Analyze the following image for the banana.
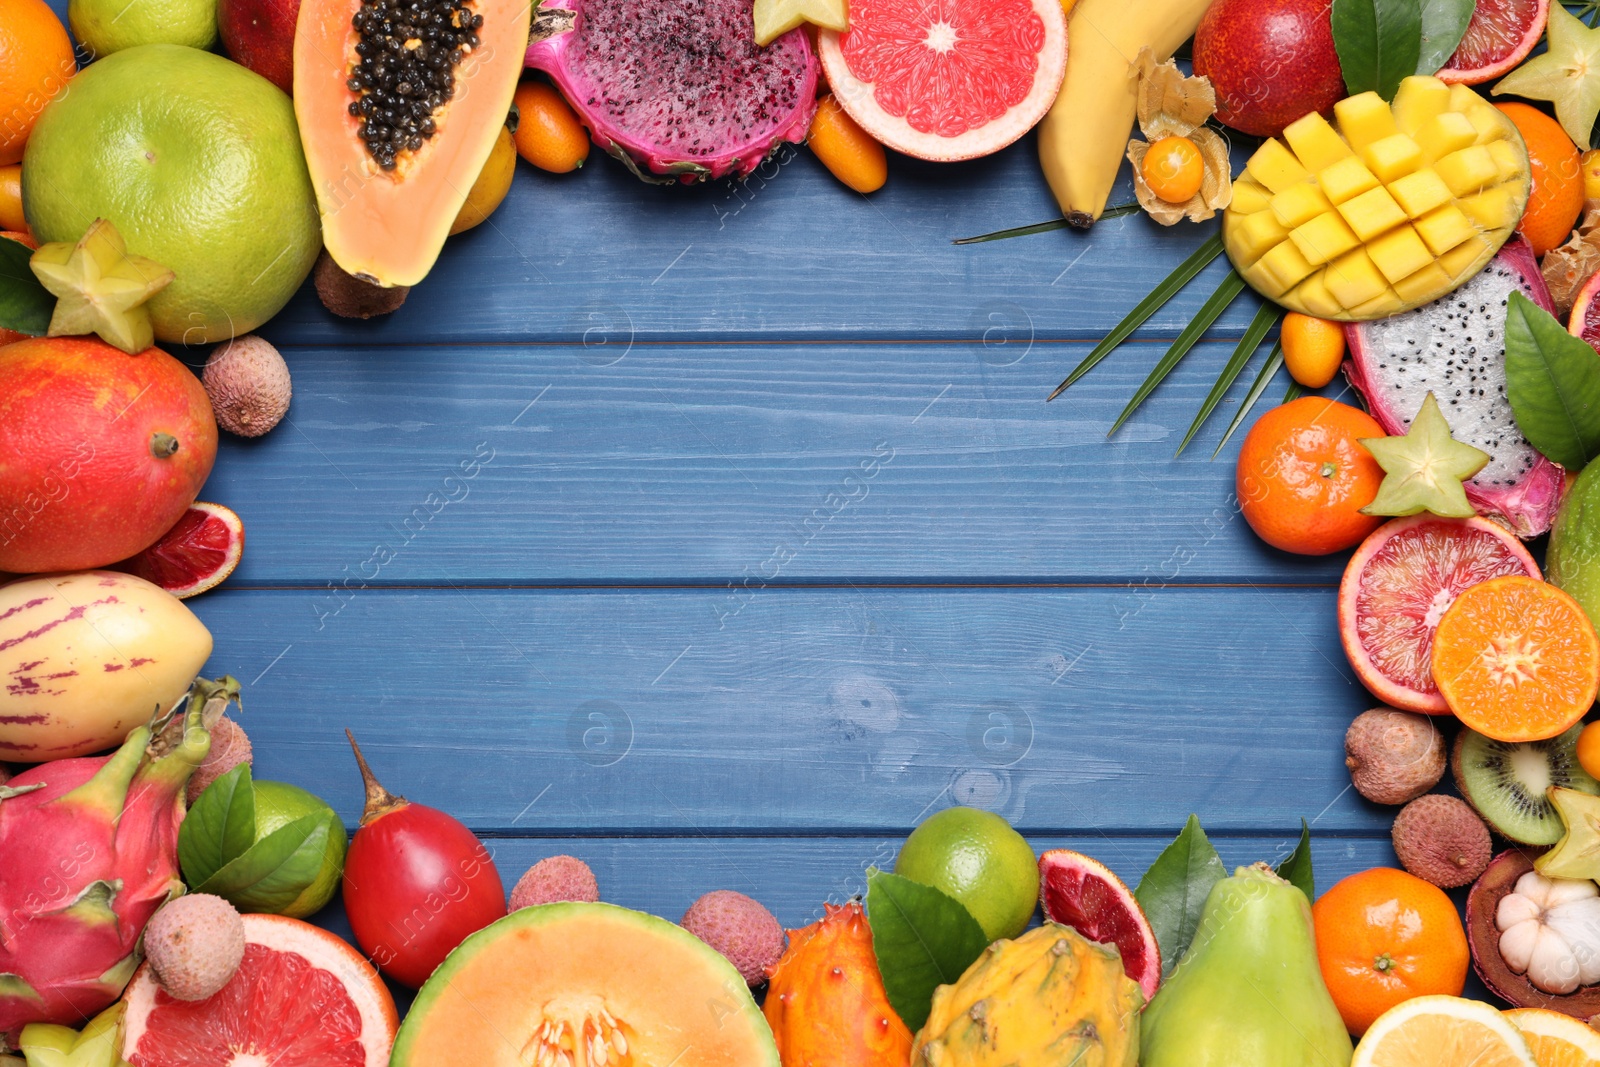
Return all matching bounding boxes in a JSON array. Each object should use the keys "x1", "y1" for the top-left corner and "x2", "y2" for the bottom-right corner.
[{"x1": 1039, "y1": 0, "x2": 1216, "y2": 227}]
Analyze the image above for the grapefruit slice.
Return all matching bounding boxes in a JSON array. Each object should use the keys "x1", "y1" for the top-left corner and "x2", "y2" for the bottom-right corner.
[
  {"x1": 1339, "y1": 515, "x2": 1540, "y2": 714},
  {"x1": 817, "y1": 0, "x2": 1067, "y2": 161},
  {"x1": 1437, "y1": 0, "x2": 1548, "y2": 84},
  {"x1": 1570, "y1": 270, "x2": 1600, "y2": 353},
  {"x1": 122, "y1": 914, "x2": 397, "y2": 1067},
  {"x1": 1037, "y1": 849, "x2": 1161, "y2": 1001},
  {"x1": 112, "y1": 502, "x2": 243, "y2": 599}
]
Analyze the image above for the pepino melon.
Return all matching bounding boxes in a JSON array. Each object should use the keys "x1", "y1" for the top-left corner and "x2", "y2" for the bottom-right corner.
[{"x1": 390, "y1": 901, "x2": 780, "y2": 1067}]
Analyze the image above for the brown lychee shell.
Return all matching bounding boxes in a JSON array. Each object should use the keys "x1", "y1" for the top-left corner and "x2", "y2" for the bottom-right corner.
[
  {"x1": 314, "y1": 250, "x2": 409, "y2": 319},
  {"x1": 1467, "y1": 848, "x2": 1600, "y2": 1016},
  {"x1": 186, "y1": 716, "x2": 253, "y2": 805},
  {"x1": 203, "y1": 336, "x2": 291, "y2": 438},
  {"x1": 1345, "y1": 707, "x2": 1447, "y2": 805},
  {"x1": 1393, "y1": 794, "x2": 1492, "y2": 888}
]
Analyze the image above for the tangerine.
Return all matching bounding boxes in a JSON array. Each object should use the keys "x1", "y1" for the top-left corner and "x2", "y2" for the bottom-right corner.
[
  {"x1": 1141, "y1": 135, "x2": 1204, "y2": 203},
  {"x1": 809, "y1": 94, "x2": 887, "y2": 194},
  {"x1": 1312, "y1": 867, "x2": 1469, "y2": 1037},
  {"x1": 1236, "y1": 396, "x2": 1386, "y2": 555},
  {"x1": 0, "y1": 164, "x2": 23, "y2": 233},
  {"x1": 1432, "y1": 575, "x2": 1600, "y2": 742},
  {"x1": 1579, "y1": 722, "x2": 1600, "y2": 781},
  {"x1": 1281, "y1": 312, "x2": 1347, "y2": 388},
  {"x1": 511, "y1": 81, "x2": 589, "y2": 174},
  {"x1": 1496, "y1": 103, "x2": 1585, "y2": 257},
  {"x1": 0, "y1": 0, "x2": 74, "y2": 166}
]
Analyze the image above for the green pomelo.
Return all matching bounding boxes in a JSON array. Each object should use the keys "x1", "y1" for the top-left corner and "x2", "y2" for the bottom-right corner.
[
  {"x1": 22, "y1": 45, "x2": 318, "y2": 344},
  {"x1": 69, "y1": 0, "x2": 217, "y2": 59},
  {"x1": 251, "y1": 780, "x2": 347, "y2": 919},
  {"x1": 392, "y1": 902, "x2": 780, "y2": 1067},
  {"x1": 1550, "y1": 463, "x2": 1600, "y2": 634}
]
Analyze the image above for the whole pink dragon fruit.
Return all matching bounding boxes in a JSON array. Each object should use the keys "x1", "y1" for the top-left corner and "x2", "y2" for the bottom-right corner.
[
  {"x1": 0, "y1": 678, "x2": 229, "y2": 1049},
  {"x1": 1345, "y1": 237, "x2": 1567, "y2": 538},
  {"x1": 526, "y1": 0, "x2": 819, "y2": 184}
]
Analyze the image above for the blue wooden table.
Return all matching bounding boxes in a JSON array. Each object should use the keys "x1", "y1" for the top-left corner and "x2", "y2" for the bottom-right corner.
[{"x1": 94, "y1": 71, "x2": 1407, "y2": 1003}]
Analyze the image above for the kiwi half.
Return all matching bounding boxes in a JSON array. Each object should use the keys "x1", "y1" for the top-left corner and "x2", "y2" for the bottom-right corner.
[{"x1": 1453, "y1": 723, "x2": 1600, "y2": 844}]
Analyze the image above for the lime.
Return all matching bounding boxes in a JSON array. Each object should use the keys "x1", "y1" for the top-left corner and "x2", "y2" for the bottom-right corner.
[
  {"x1": 69, "y1": 0, "x2": 217, "y2": 58},
  {"x1": 894, "y1": 807, "x2": 1039, "y2": 942},
  {"x1": 252, "y1": 780, "x2": 347, "y2": 919},
  {"x1": 22, "y1": 45, "x2": 319, "y2": 344}
]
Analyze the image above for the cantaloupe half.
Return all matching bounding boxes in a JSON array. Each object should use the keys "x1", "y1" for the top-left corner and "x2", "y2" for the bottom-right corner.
[
  {"x1": 293, "y1": 0, "x2": 529, "y2": 288},
  {"x1": 390, "y1": 902, "x2": 781, "y2": 1067}
]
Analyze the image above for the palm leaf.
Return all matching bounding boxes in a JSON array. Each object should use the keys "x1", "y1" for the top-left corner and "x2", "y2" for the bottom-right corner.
[
  {"x1": 953, "y1": 204, "x2": 1140, "y2": 244},
  {"x1": 1213, "y1": 341, "x2": 1286, "y2": 457},
  {"x1": 1284, "y1": 380, "x2": 1304, "y2": 402},
  {"x1": 1176, "y1": 302, "x2": 1281, "y2": 455},
  {"x1": 1108, "y1": 270, "x2": 1248, "y2": 436}
]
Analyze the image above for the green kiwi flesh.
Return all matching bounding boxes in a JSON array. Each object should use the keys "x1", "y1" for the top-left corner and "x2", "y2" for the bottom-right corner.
[{"x1": 1453, "y1": 724, "x2": 1600, "y2": 844}]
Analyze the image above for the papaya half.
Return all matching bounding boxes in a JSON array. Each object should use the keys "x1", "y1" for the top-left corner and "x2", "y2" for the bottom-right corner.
[{"x1": 293, "y1": 0, "x2": 529, "y2": 288}]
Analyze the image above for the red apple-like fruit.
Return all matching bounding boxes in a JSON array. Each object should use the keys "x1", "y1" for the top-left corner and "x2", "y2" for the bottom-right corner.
[
  {"x1": 1193, "y1": 0, "x2": 1345, "y2": 137},
  {"x1": 219, "y1": 0, "x2": 300, "y2": 95}
]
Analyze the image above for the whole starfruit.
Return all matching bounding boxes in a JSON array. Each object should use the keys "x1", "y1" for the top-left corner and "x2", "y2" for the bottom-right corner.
[
  {"x1": 912, "y1": 923, "x2": 1142, "y2": 1066},
  {"x1": 1140, "y1": 863, "x2": 1353, "y2": 1067},
  {"x1": 764, "y1": 902, "x2": 912, "y2": 1067}
]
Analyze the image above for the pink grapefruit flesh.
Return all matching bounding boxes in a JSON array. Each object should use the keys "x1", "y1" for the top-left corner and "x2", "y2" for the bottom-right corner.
[
  {"x1": 1437, "y1": 0, "x2": 1547, "y2": 83},
  {"x1": 1570, "y1": 270, "x2": 1600, "y2": 352},
  {"x1": 112, "y1": 502, "x2": 244, "y2": 599},
  {"x1": 1038, "y1": 848, "x2": 1161, "y2": 1001},
  {"x1": 1338, "y1": 514, "x2": 1540, "y2": 714},
  {"x1": 817, "y1": 0, "x2": 1066, "y2": 162},
  {"x1": 122, "y1": 914, "x2": 397, "y2": 1067}
]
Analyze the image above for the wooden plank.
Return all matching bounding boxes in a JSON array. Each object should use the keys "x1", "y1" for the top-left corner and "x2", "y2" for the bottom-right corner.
[
  {"x1": 207, "y1": 339, "x2": 1336, "y2": 584},
  {"x1": 196, "y1": 585, "x2": 1378, "y2": 834}
]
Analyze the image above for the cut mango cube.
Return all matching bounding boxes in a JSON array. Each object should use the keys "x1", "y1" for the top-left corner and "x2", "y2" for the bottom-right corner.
[
  {"x1": 1387, "y1": 169, "x2": 1454, "y2": 219},
  {"x1": 1325, "y1": 248, "x2": 1390, "y2": 308},
  {"x1": 1257, "y1": 240, "x2": 1318, "y2": 293},
  {"x1": 1439, "y1": 233, "x2": 1494, "y2": 279},
  {"x1": 1338, "y1": 186, "x2": 1409, "y2": 242},
  {"x1": 1488, "y1": 139, "x2": 1527, "y2": 182},
  {"x1": 1435, "y1": 145, "x2": 1499, "y2": 196},
  {"x1": 1233, "y1": 210, "x2": 1291, "y2": 264},
  {"x1": 1459, "y1": 184, "x2": 1522, "y2": 229},
  {"x1": 1414, "y1": 203, "x2": 1476, "y2": 255},
  {"x1": 1450, "y1": 84, "x2": 1509, "y2": 143},
  {"x1": 1393, "y1": 262, "x2": 1454, "y2": 304},
  {"x1": 1392, "y1": 76, "x2": 1452, "y2": 134},
  {"x1": 1368, "y1": 224, "x2": 1434, "y2": 283},
  {"x1": 1290, "y1": 273, "x2": 1345, "y2": 318},
  {"x1": 1284, "y1": 112, "x2": 1353, "y2": 171},
  {"x1": 1415, "y1": 112, "x2": 1479, "y2": 162},
  {"x1": 1230, "y1": 179, "x2": 1272, "y2": 215},
  {"x1": 1247, "y1": 138, "x2": 1311, "y2": 193},
  {"x1": 1336, "y1": 92, "x2": 1399, "y2": 150},
  {"x1": 1319, "y1": 157, "x2": 1382, "y2": 204},
  {"x1": 1290, "y1": 211, "x2": 1362, "y2": 265},
  {"x1": 1363, "y1": 134, "x2": 1424, "y2": 183},
  {"x1": 1271, "y1": 183, "x2": 1336, "y2": 228}
]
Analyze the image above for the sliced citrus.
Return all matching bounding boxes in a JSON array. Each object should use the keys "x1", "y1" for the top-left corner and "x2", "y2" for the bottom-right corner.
[
  {"x1": 1037, "y1": 849, "x2": 1161, "y2": 1000},
  {"x1": 1438, "y1": 0, "x2": 1548, "y2": 84},
  {"x1": 1505, "y1": 1007, "x2": 1600, "y2": 1066},
  {"x1": 122, "y1": 914, "x2": 397, "y2": 1067},
  {"x1": 1340, "y1": 515, "x2": 1540, "y2": 713},
  {"x1": 112, "y1": 502, "x2": 244, "y2": 599},
  {"x1": 1353, "y1": 995, "x2": 1536, "y2": 1067},
  {"x1": 1570, "y1": 269, "x2": 1600, "y2": 354},
  {"x1": 1433, "y1": 576, "x2": 1600, "y2": 741}
]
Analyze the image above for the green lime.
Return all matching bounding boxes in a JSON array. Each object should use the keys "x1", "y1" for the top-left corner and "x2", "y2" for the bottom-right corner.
[
  {"x1": 22, "y1": 45, "x2": 319, "y2": 344},
  {"x1": 252, "y1": 780, "x2": 347, "y2": 919},
  {"x1": 894, "y1": 806, "x2": 1039, "y2": 942},
  {"x1": 68, "y1": 0, "x2": 217, "y2": 58}
]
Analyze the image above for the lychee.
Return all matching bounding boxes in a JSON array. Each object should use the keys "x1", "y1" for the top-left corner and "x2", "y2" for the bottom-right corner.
[
  {"x1": 509, "y1": 855, "x2": 599, "y2": 910},
  {"x1": 1345, "y1": 707, "x2": 1446, "y2": 805},
  {"x1": 186, "y1": 716, "x2": 253, "y2": 805},
  {"x1": 1392, "y1": 793, "x2": 1492, "y2": 888},
  {"x1": 681, "y1": 890, "x2": 784, "y2": 986},
  {"x1": 144, "y1": 894, "x2": 246, "y2": 1001},
  {"x1": 202, "y1": 334, "x2": 291, "y2": 438}
]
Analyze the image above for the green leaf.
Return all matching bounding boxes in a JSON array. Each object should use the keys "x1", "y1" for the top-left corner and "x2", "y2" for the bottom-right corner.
[
  {"x1": 1048, "y1": 236, "x2": 1227, "y2": 401},
  {"x1": 1417, "y1": 0, "x2": 1475, "y2": 73},
  {"x1": 865, "y1": 868, "x2": 991, "y2": 1032},
  {"x1": 177, "y1": 764, "x2": 257, "y2": 889},
  {"x1": 1275, "y1": 820, "x2": 1315, "y2": 901},
  {"x1": 194, "y1": 811, "x2": 333, "y2": 913},
  {"x1": 1333, "y1": 0, "x2": 1425, "y2": 99},
  {"x1": 0, "y1": 235, "x2": 51, "y2": 338},
  {"x1": 1504, "y1": 291, "x2": 1600, "y2": 471},
  {"x1": 1109, "y1": 270, "x2": 1248, "y2": 436},
  {"x1": 1177, "y1": 302, "x2": 1281, "y2": 455},
  {"x1": 1214, "y1": 341, "x2": 1286, "y2": 457},
  {"x1": 1284, "y1": 380, "x2": 1305, "y2": 403},
  {"x1": 1135, "y1": 815, "x2": 1227, "y2": 977},
  {"x1": 953, "y1": 204, "x2": 1140, "y2": 244}
]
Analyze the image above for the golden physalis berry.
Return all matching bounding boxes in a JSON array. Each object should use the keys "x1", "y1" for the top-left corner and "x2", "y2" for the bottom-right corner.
[{"x1": 1142, "y1": 136, "x2": 1205, "y2": 203}]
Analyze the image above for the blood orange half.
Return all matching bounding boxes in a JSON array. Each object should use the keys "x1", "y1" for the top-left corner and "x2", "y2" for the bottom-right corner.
[
  {"x1": 1437, "y1": 0, "x2": 1547, "y2": 84},
  {"x1": 122, "y1": 914, "x2": 397, "y2": 1067},
  {"x1": 817, "y1": 0, "x2": 1067, "y2": 161},
  {"x1": 1038, "y1": 849, "x2": 1161, "y2": 1001},
  {"x1": 1570, "y1": 270, "x2": 1600, "y2": 353},
  {"x1": 1339, "y1": 515, "x2": 1540, "y2": 714},
  {"x1": 112, "y1": 502, "x2": 244, "y2": 599}
]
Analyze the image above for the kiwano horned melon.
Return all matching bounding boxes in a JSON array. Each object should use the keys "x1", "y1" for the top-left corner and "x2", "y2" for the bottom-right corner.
[
  {"x1": 1224, "y1": 76, "x2": 1531, "y2": 320},
  {"x1": 912, "y1": 923, "x2": 1142, "y2": 1067},
  {"x1": 294, "y1": 0, "x2": 531, "y2": 288},
  {"x1": 390, "y1": 901, "x2": 779, "y2": 1067}
]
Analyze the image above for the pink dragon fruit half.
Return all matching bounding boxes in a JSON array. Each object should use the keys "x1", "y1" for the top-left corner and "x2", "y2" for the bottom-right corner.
[
  {"x1": 525, "y1": 0, "x2": 819, "y2": 184},
  {"x1": 0, "y1": 679, "x2": 226, "y2": 1049},
  {"x1": 1345, "y1": 236, "x2": 1567, "y2": 538}
]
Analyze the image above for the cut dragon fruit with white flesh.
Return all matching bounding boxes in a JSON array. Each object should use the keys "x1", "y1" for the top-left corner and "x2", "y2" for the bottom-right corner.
[
  {"x1": 525, "y1": 0, "x2": 819, "y2": 184},
  {"x1": 1345, "y1": 236, "x2": 1566, "y2": 538}
]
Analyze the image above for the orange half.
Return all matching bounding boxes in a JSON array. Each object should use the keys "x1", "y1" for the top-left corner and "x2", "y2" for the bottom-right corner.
[
  {"x1": 1353, "y1": 995, "x2": 1535, "y2": 1067},
  {"x1": 1505, "y1": 1007, "x2": 1600, "y2": 1066},
  {"x1": 1432, "y1": 576, "x2": 1600, "y2": 742}
]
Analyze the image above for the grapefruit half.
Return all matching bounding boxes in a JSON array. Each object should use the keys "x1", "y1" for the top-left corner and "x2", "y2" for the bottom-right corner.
[
  {"x1": 122, "y1": 914, "x2": 397, "y2": 1067},
  {"x1": 1437, "y1": 0, "x2": 1547, "y2": 84},
  {"x1": 1570, "y1": 270, "x2": 1600, "y2": 354},
  {"x1": 113, "y1": 502, "x2": 244, "y2": 599},
  {"x1": 1038, "y1": 849, "x2": 1161, "y2": 1001},
  {"x1": 817, "y1": 0, "x2": 1067, "y2": 161},
  {"x1": 1339, "y1": 515, "x2": 1540, "y2": 714}
]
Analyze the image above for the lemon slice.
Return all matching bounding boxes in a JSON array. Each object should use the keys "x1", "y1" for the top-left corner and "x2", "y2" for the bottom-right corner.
[
  {"x1": 1354, "y1": 996, "x2": 1536, "y2": 1067},
  {"x1": 1506, "y1": 1008, "x2": 1600, "y2": 1067}
]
